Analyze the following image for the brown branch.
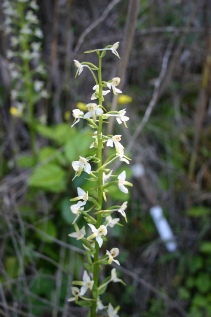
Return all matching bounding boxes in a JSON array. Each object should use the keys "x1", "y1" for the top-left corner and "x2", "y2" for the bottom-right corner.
[
  {"x1": 107, "y1": 0, "x2": 140, "y2": 136},
  {"x1": 126, "y1": 39, "x2": 174, "y2": 153},
  {"x1": 118, "y1": 265, "x2": 190, "y2": 317},
  {"x1": 73, "y1": 0, "x2": 121, "y2": 53},
  {"x1": 126, "y1": 0, "x2": 201, "y2": 153}
]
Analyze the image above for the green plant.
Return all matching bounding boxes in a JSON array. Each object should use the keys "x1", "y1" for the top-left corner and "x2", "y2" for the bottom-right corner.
[
  {"x1": 3, "y1": 0, "x2": 48, "y2": 162},
  {"x1": 67, "y1": 43, "x2": 132, "y2": 317}
]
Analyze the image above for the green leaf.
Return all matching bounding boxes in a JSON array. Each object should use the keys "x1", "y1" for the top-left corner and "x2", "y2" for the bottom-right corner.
[
  {"x1": 179, "y1": 287, "x2": 190, "y2": 300},
  {"x1": 30, "y1": 274, "x2": 54, "y2": 297},
  {"x1": 195, "y1": 274, "x2": 210, "y2": 293},
  {"x1": 76, "y1": 300, "x2": 91, "y2": 307},
  {"x1": 192, "y1": 294, "x2": 208, "y2": 307},
  {"x1": 186, "y1": 277, "x2": 195, "y2": 289},
  {"x1": 200, "y1": 242, "x2": 211, "y2": 254},
  {"x1": 98, "y1": 283, "x2": 108, "y2": 295},
  {"x1": 189, "y1": 256, "x2": 203, "y2": 273},
  {"x1": 61, "y1": 198, "x2": 75, "y2": 224},
  {"x1": 84, "y1": 263, "x2": 94, "y2": 273},
  {"x1": 36, "y1": 124, "x2": 56, "y2": 140},
  {"x1": 187, "y1": 206, "x2": 210, "y2": 218},
  {"x1": 17, "y1": 154, "x2": 35, "y2": 168},
  {"x1": 36, "y1": 221, "x2": 57, "y2": 243},
  {"x1": 36, "y1": 123, "x2": 76, "y2": 145},
  {"x1": 38, "y1": 146, "x2": 67, "y2": 166},
  {"x1": 64, "y1": 130, "x2": 91, "y2": 163},
  {"x1": 53, "y1": 124, "x2": 75, "y2": 145},
  {"x1": 4, "y1": 256, "x2": 19, "y2": 278},
  {"x1": 29, "y1": 163, "x2": 66, "y2": 192}
]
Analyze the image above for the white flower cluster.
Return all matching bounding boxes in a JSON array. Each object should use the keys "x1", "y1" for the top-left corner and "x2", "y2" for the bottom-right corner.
[
  {"x1": 68, "y1": 42, "x2": 132, "y2": 316},
  {"x1": 3, "y1": 0, "x2": 48, "y2": 115}
]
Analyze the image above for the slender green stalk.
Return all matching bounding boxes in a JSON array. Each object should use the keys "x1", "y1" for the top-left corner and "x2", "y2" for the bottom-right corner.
[{"x1": 90, "y1": 55, "x2": 103, "y2": 317}]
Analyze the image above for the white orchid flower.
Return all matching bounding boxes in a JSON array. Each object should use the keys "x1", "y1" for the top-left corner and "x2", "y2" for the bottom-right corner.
[
  {"x1": 118, "y1": 201, "x2": 128, "y2": 222},
  {"x1": 107, "y1": 303, "x2": 120, "y2": 317},
  {"x1": 73, "y1": 60, "x2": 90, "y2": 77},
  {"x1": 118, "y1": 171, "x2": 129, "y2": 194},
  {"x1": 68, "y1": 226, "x2": 86, "y2": 240},
  {"x1": 92, "y1": 42, "x2": 120, "y2": 58},
  {"x1": 77, "y1": 187, "x2": 88, "y2": 202},
  {"x1": 110, "y1": 268, "x2": 124, "y2": 284},
  {"x1": 87, "y1": 224, "x2": 107, "y2": 248},
  {"x1": 106, "y1": 248, "x2": 120, "y2": 265},
  {"x1": 106, "y1": 215, "x2": 120, "y2": 228},
  {"x1": 71, "y1": 109, "x2": 84, "y2": 127},
  {"x1": 110, "y1": 42, "x2": 120, "y2": 58},
  {"x1": 102, "y1": 170, "x2": 113, "y2": 201},
  {"x1": 96, "y1": 297, "x2": 106, "y2": 311},
  {"x1": 84, "y1": 103, "x2": 103, "y2": 121},
  {"x1": 116, "y1": 109, "x2": 129, "y2": 126},
  {"x1": 105, "y1": 109, "x2": 129, "y2": 127},
  {"x1": 72, "y1": 156, "x2": 91, "y2": 178},
  {"x1": 107, "y1": 77, "x2": 122, "y2": 95},
  {"x1": 106, "y1": 135, "x2": 123, "y2": 149},
  {"x1": 80, "y1": 270, "x2": 94, "y2": 296},
  {"x1": 103, "y1": 170, "x2": 113, "y2": 185},
  {"x1": 91, "y1": 84, "x2": 110, "y2": 100},
  {"x1": 70, "y1": 200, "x2": 86, "y2": 223},
  {"x1": 67, "y1": 287, "x2": 81, "y2": 302},
  {"x1": 116, "y1": 146, "x2": 130, "y2": 164},
  {"x1": 106, "y1": 135, "x2": 126, "y2": 160}
]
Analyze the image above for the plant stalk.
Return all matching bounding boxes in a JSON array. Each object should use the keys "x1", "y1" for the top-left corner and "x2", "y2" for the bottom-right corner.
[{"x1": 90, "y1": 55, "x2": 103, "y2": 317}]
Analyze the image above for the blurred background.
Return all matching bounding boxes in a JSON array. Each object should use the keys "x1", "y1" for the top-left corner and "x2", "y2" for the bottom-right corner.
[{"x1": 0, "y1": 0, "x2": 211, "y2": 316}]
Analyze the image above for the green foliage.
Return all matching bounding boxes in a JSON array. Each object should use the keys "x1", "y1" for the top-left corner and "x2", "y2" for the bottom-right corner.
[
  {"x1": 29, "y1": 163, "x2": 66, "y2": 192},
  {"x1": 36, "y1": 220, "x2": 58, "y2": 243},
  {"x1": 178, "y1": 246, "x2": 211, "y2": 317}
]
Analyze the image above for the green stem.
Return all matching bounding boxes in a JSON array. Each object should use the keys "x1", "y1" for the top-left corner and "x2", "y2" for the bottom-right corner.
[{"x1": 90, "y1": 55, "x2": 103, "y2": 317}]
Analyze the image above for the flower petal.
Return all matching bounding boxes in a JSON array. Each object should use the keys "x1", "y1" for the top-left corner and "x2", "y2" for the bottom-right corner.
[
  {"x1": 84, "y1": 162, "x2": 91, "y2": 174},
  {"x1": 72, "y1": 161, "x2": 81, "y2": 171},
  {"x1": 96, "y1": 236, "x2": 103, "y2": 247},
  {"x1": 107, "y1": 139, "x2": 114, "y2": 147},
  {"x1": 88, "y1": 223, "x2": 97, "y2": 233},
  {"x1": 119, "y1": 184, "x2": 128, "y2": 194}
]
